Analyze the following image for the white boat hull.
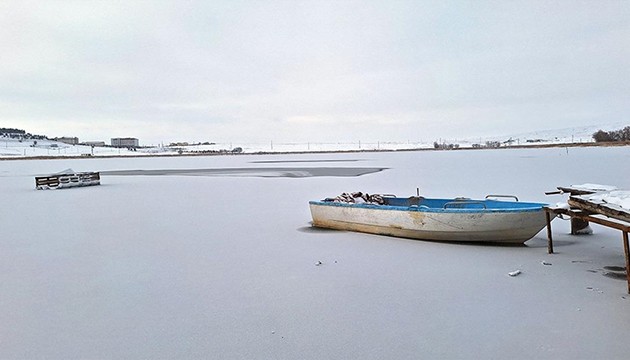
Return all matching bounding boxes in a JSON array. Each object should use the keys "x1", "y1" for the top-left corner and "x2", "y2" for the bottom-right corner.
[{"x1": 309, "y1": 202, "x2": 548, "y2": 244}]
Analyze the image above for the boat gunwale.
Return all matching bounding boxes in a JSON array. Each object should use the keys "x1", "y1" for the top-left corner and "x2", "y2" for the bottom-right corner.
[{"x1": 309, "y1": 198, "x2": 547, "y2": 214}]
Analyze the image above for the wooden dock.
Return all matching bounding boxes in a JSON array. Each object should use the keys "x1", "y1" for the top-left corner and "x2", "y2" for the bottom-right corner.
[
  {"x1": 35, "y1": 172, "x2": 101, "y2": 190},
  {"x1": 544, "y1": 187, "x2": 630, "y2": 293}
]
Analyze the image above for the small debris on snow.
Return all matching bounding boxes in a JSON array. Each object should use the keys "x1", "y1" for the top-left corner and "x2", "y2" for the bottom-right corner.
[
  {"x1": 315, "y1": 261, "x2": 322, "y2": 266},
  {"x1": 541, "y1": 261, "x2": 552, "y2": 266},
  {"x1": 508, "y1": 270, "x2": 522, "y2": 277}
]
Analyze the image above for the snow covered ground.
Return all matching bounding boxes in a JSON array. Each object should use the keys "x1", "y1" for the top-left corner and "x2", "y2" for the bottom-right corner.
[
  {"x1": 1, "y1": 146, "x2": 630, "y2": 358},
  {"x1": 1, "y1": 122, "x2": 627, "y2": 158}
]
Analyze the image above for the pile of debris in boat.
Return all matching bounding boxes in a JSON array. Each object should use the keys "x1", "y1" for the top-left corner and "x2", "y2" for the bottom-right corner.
[
  {"x1": 323, "y1": 192, "x2": 386, "y2": 205},
  {"x1": 35, "y1": 169, "x2": 100, "y2": 190}
]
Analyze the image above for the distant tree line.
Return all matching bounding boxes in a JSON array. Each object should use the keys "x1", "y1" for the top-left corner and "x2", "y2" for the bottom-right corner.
[
  {"x1": 168, "y1": 141, "x2": 216, "y2": 147},
  {"x1": 0, "y1": 127, "x2": 48, "y2": 140},
  {"x1": 433, "y1": 142, "x2": 460, "y2": 150},
  {"x1": 592, "y1": 126, "x2": 630, "y2": 142},
  {"x1": 0, "y1": 128, "x2": 26, "y2": 135}
]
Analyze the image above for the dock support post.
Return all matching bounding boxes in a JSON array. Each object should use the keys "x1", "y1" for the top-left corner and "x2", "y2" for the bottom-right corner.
[
  {"x1": 623, "y1": 231, "x2": 630, "y2": 294},
  {"x1": 545, "y1": 210, "x2": 554, "y2": 254},
  {"x1": 570, "y1": 217, "x2": 590, "y2": 235}
]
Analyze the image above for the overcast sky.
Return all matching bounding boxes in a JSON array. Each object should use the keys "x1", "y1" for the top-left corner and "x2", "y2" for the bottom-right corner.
[{"x1": 1, "y1": 1, "x2": 628, "y2": 145}]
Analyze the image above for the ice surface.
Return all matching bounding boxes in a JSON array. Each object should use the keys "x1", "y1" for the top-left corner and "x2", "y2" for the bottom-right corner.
[{"x1": 1, "y1": 146, "x2": 630, "y2": 359}]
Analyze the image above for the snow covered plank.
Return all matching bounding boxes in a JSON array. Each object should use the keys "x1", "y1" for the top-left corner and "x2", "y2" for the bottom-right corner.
[
  {"x1": 568, "y1": 193, "x2": 630, "y2": 224},
  {"x1": 556, "y1": 183, "x2": 618, "y2": 195}
]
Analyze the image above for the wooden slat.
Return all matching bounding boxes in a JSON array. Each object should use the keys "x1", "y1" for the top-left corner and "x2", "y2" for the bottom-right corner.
[
  {"x1": 545, "y1": 210, "x2": 554, "y2": 254},
  {"x1": 557, "y1": 186, "x2": 597, "y2": 195},
  {"x1": 546, "y1": 207, "x2": 630, "y2": 232},
  {"x1": 568, "y1": 196, "x2": 630, "y2": 224}
]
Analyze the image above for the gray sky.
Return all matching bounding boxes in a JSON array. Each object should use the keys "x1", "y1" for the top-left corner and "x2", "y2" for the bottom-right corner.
[{"x1": 1, "y1": 0, "x2": 628, "y2": 145}]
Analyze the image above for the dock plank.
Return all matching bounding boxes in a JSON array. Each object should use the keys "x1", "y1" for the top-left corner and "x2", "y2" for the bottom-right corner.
[{"x1": 568, "y1": 195, "x2": 630, "y2": 224}]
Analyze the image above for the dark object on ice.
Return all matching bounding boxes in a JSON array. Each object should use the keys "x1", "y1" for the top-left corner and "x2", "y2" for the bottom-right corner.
[
  {"x1": 604, "y1": 265, "x2": 626, "y2": 271},
  {"x1": 35, "y1": 171, "x2": 100, "y2": 190},
  {"x1": 603, "y1": 271, "x2": 628, "y2": 281}
]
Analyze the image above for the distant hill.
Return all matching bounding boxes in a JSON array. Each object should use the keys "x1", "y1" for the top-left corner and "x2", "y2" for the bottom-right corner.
[{"x1": 460, "y1": 122, "x2": 628, "y2": 146}]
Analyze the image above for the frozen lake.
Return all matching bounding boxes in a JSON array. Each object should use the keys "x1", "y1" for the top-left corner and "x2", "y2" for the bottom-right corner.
[{"x1": 1, "y1": 146, "x2": 629, "y2": 359}]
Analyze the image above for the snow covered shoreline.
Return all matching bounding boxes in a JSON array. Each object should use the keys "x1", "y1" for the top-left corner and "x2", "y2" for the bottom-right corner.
[{"x1": 1, "y1": 138, "x2": 629, "y2": 161}]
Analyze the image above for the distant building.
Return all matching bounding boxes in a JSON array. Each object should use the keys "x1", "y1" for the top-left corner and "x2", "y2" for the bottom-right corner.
[
  {"x1": 83, "y1": 141, "x2": 106, "y2": 147},
  {"x1": 55, "y1": 137, "x2": 79, "y2": 145},
  {"x1": 111, "y1": 138, "x2": 139, "y2": 147}
]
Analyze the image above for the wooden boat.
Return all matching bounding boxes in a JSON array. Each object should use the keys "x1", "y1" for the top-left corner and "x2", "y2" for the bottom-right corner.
[{"x1": 309, "y1": 194, "x2": 550, "y2": 244}]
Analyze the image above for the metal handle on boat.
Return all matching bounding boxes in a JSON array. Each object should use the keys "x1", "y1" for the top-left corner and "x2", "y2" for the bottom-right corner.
[
  {"x1": 443, "y1": 201, "x2": 487, "y2": 209},
  {"x1": 485, "y1": 195, "x2": 519, "y2": 201}
]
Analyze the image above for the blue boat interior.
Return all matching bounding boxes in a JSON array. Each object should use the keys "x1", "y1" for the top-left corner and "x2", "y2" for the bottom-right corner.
[{"x1": 390, "y1": 197, "x2": 542, "y2": 209}]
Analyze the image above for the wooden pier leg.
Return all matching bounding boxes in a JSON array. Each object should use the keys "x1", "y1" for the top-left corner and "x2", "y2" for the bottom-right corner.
[
  {"x1": 570, "y1": 218, "x2": 590, "y2": 235},
  {"x1": 545, "y1": 210, "x2": 554, "y2": 254},
  {"x1": 623, "y1": 231, "x2": 630, "y2": 294}
]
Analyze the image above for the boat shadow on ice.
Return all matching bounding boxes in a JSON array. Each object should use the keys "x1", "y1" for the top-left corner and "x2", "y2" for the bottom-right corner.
[{"x1": 297, "y1": 223, "x2": 341, "y2": 233}]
